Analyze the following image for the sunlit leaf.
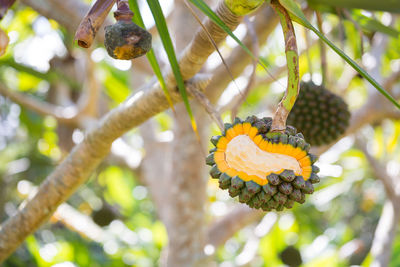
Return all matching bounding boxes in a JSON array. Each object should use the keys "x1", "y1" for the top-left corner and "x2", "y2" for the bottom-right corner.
[{"x1": 351, "y1": 11, "x2": 399, "y2": 38}]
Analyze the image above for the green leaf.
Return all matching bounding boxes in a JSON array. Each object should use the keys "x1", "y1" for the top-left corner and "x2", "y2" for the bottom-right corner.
[
  {"x1": 351, "y1": 11, "x2": 400, "y2": 38},
  {"x1": 278, "y1": 0, "x2": 400, "y2": 110},
  {"x1": 146, "y1": 0, "x2": 198, "y2": 134},
  {"x1": 129, "y1": 0, "x2": 175, "y2": 111}
]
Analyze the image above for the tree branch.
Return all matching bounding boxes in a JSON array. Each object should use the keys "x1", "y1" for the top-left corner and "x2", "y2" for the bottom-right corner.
[
  {"x1": 355, "y1": 139, "x2": 396, "y2": 199},
  {"x1": 0, "y1": 83, "x2": 80, "y2": 126},
  {"x1": 0, "y1": 75, "x2": 210, "y2": 261},
  {"x1": 370, "y1": 200, "x2": 400, "y2": 267},
  {"x1": 207, "y1": 205, "x2": 264, "y2": 248}
]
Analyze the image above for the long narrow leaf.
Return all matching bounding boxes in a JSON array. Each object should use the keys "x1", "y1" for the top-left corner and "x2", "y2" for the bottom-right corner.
[
  {"x1": 146, "y1": 0, "x2": 199, "y2": 135},
  {"x1": 351, "y1": 11, "x2": 399, "y2": 38},
  {"x1": 129, "y1": 0, "x2": 175, "y2": 111},
  {"x1": 279, "y1": 0, "x2": 400, "y2": 110}
]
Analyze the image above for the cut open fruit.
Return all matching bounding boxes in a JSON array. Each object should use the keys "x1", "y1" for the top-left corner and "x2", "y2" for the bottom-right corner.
[{"x1": 206, "y1": 116, "x2": 320, "y2": 211}]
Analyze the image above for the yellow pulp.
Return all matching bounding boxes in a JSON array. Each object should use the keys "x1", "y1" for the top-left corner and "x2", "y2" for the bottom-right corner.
[{"x1": 225, "y1": 135, "x2": 302, "y2": 179}]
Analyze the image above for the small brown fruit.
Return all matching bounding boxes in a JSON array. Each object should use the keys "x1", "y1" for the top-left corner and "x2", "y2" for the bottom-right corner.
[{"x1": 104, "y1": 20, "x2": 152, "y2": 60}]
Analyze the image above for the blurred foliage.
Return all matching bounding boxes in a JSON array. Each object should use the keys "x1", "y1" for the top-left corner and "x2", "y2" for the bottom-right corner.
[{"x1": 0, "y1": 0, "x2": 400, "y2": 267}]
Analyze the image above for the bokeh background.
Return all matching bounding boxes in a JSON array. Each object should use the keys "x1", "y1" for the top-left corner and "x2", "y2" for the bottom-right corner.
[{"x1": 1, "y1": 0, "x2": 400, "y2": 266}]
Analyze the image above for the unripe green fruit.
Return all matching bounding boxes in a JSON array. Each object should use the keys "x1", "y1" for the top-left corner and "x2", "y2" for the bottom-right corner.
[{"x1": 287, "y1": 81, "x2": 350, "y2": 146}]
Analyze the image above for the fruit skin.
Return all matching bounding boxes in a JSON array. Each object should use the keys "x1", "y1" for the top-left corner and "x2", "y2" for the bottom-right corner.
[
  {"x1": 207, "y1": 116, "x2": 320, "y2": 212},
  {"x1": 287, "y1": 81, "x2": 350, "y2": 146},
  {"x1": 104, "y1": 20, "x2": 152, "y2": 60}
]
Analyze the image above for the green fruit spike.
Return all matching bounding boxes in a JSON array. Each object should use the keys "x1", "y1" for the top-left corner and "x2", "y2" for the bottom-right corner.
[
  {"x1": 284, "y1": 199, "x2": 295, "y2": 209},
  {"x1": 210, "y1": 136, "x2": 221, "y2": 146},
  {"x1": 267, "y1": 173, "x2": 281, "y2": 185},
  {"x1": 219, "y1": 173, "x2": 231, "y2": 189},
  {"x1": 228, "y1": 187, "x2": 240, "y2": 198},
  {"x1": 302, "y1": 181, "x2": 314, "y2": 194},
  {"x1": 258, "y1": 190, "x2": 272, "y2": 203},
  {"x1": 273, "y1": 192, "x2": 288, "y2": 205},
  {"x1": 231, "y1": 176, "x2": 245, "y2": 190},
  {"x1": 279, "y1": 182, "x2": 293, "y2": 195},
  {"x1": 210, "y1": 165, "x2": 221, "y2": 179},
  {"x1": 279, "y1": 169, "x2": 296, "y2": 182},
  {"x1": 292, "y1": 176, "x2": 306, "y2": 190},
  {"x1": 309, "y1": 173, "x2": 320, "y2": 184},
  {"x1": 239, "y1": 187, "x2": 253, "y2": 203},
  {"x1": 263, "y1": 184, "x2": 278, "y2": 196},
  {"x1": 246, "y1": 181, "x2": 261, "y2": 195},
  {"x1": 289, "y1": 189, "x2": 303, "y2": 202},
  {"x1": 205, "y1": 153, "x2": 215, "y2": 166}
]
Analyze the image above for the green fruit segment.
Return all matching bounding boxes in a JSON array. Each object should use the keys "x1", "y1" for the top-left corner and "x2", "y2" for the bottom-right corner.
[
  {"x1": 279, "y1": 182, "x2": 293, "y2": 195},
  {"x1": 267, "y1": 173, "x2": 281, "y2": 185},
  {"x1": 263, "y1": 184, "x2": 278, "y2": 196},
  {"x1": 219, "y1": 173, "x2": 231, "y2": 189},
  {"x1": 211, "y1": 136, "x2": 221, "y2": 146},
  {"x1": 280, "y1": 169, "x2": 296, "y2": 182},
  {"x1": 309, "y1": 173, "x2": 320, "y2": 184},
  {"x1": 210, "y1": 165, "x2": 221, "y2": 179},
  {"x1": 205, "y1": 153, "x2": 215, "y2": 166},
  {"x1": 302, "y1": 181, "x2": 314, "y2": 194},
  {"x1": 246, "y1": 181, "x2": 261, "y2": 195}
]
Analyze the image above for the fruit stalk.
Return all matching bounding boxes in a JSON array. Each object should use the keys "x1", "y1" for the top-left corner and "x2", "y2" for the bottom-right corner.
[
  {"x1": 270, "y1": 0, "x2": 299, "y2": 133},
  {"x1": 75, "y1": 0, "x2": 116, "y2": 48},
  {"x1": 114, "y1": 0, "x2": 133, "y2": 21}
]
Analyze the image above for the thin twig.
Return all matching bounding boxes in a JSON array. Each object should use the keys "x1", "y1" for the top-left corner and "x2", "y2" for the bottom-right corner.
[
  {"x1": 355, "y1": 138, "x2": 396, "y2": 198},
  {"x1": 342, "y1": 9, "x2": 364, "y2": 56},
  {"x1": 316, "y1": 11, "x2": 327, "y2": 85},
  {"x1": 187, "y1": 83, "x2": 224, "y2": 132},
  {"x1": 302, "y1": 22, "x2": 313, "y2": 79},
  {"x1": 0, "y1": 83, "x2": 79, "y2": 126},
  {"x1": 336, "y1": 8, "x2": 346, "y2": 59},
  {"x1": 207, "y1": 205, "x2": 264, "y2": 248}
]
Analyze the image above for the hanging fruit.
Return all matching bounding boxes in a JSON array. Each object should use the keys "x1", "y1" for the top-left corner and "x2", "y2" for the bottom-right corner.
[
  {"x1": 206, "y1": 1, "x2": 321, "y2": 211},
  {"x1": 104, "y1": 0, "x2": 151, "y2": 60},
  {"x1": 206, "y1": 116, "x2": 319, "y2": 211},
  {"x1": 287, "y1": 81, "x2": 350, "y2": 146}
]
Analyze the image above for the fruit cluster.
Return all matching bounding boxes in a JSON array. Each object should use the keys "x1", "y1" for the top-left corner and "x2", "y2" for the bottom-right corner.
[
  {"x1": 287, "y1": 81, "x2": 350, "y2": 146},
  {"x1": 206, "y1": 116, "x2": 320, "y2": 211}
]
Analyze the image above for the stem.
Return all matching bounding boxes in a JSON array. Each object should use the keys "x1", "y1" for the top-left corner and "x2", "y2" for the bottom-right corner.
[
  {"x1": 75, "y1": 0, "x2": 116, "y2": 48},
  {"x1": 316, "y1": 11, "x2": 327, "y2": 85},
  {"x1": 114, "y1": 0, "x2": 133, "y2": 21},
  {"x1": 270, "y1": 0, "x2": 299, "y2": 132},
  {"x1": 302, "y1": 19, "x2": 313, "y2": 79}
]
